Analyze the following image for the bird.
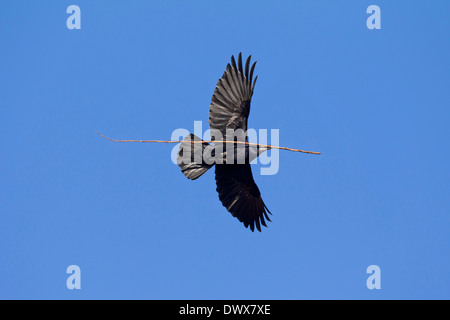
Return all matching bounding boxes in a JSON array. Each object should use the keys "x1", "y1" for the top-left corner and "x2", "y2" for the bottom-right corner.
[
  {"x1": 177, "y1": 53, "x2": 272, "y2": 232},
  {"x1": 96, "y1": 53, "x2": 320, "y2": 231}
]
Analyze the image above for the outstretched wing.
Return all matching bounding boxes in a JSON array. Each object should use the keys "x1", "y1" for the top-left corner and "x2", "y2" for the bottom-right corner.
[
  {"x1": 215, "y1": 164, "x2": 272, "y2": 232},
  {"x1": 208, "y1": 53, "x2": 258, "y2": 138}
]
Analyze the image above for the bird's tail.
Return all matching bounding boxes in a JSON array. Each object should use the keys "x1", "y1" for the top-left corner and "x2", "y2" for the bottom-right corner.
[{"x1": 177, "y1": 134, "x2": 214, "y2": 180}]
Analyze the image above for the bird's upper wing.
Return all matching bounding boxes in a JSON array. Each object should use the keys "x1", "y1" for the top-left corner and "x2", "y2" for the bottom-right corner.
[
  {"x1": 215, "y1": 164, "x2": 271, "y2": 232},
  {"x1": 208, "y1": 53, "x2": 258, "y2": 139}
]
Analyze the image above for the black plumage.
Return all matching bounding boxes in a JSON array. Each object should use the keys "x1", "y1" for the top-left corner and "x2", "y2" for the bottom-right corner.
[{"x1": 177, "y1": 53, "x2": 271, "y2": 232}]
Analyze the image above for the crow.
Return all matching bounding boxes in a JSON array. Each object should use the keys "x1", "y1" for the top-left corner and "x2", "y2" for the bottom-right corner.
[{"x1": 177, "y1": 53, "x2": 272, "y2": 232}]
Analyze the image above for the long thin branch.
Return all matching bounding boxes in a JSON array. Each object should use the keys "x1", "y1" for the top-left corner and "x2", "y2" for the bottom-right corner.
[{"x1": 96, "y1": 132, "x2": 321, "y2": 155}]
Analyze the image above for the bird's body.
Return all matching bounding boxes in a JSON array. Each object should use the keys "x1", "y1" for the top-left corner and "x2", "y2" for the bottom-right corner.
[{"x1": 177, "y1": 53, "x2": 272, "y2": 232}]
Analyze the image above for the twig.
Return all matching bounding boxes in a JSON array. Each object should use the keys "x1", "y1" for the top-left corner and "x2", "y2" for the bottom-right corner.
[{"x1": 96, "y1": 132, "x2": 321, "y2": 155}]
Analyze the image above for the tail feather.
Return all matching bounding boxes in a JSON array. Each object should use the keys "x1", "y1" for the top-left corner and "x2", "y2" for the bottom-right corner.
[{"x1": 177, "y1": 134, "x2": 214, "y2": 180}]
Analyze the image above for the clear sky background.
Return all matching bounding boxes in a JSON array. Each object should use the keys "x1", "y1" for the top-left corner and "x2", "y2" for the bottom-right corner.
[{"x1": 1, "y1": 1, "x2": 449, "y2": 299}]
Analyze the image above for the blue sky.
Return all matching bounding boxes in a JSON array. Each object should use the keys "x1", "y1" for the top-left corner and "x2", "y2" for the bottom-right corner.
[{"x1": 1, "y1": 1, "x2": 449, "y2": 299}]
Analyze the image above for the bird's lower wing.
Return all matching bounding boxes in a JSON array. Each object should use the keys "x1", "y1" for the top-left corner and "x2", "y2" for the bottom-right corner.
[{"x1": 215, "y1": 164, "x2": 271, "y2": 232}]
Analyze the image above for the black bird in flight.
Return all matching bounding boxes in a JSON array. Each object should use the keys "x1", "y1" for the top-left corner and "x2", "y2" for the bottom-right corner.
[
  {"x1": 177, "y1": 53, "x2": 272, "y2": 232},
  {"x1": 97, "y1": 53, "x2": 320, "y2": 232}
]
